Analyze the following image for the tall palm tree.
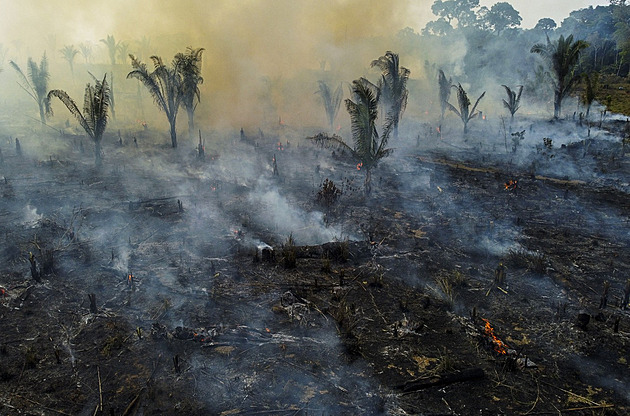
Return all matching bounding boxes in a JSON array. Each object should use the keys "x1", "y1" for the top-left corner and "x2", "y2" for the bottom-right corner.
[
  {"x1": 447, "y1": 84, "x2": 485, "y2": 134},
  {"x1": 78, "y1": 42, "x2": 93, "y2": 64},
  {"x1": 48, "y1": 74, "x2": 110, "y2": 166},
  {"x1": 117, "y1": 42, "x2": 130, "y2": 66},
  {"x1": 10, "y1": 54, "x2": 51, "y2": 124},
  {"x1": 371, "y1": 51, "x2": 410, "y2": 140},
  {"x1": 174, "y1": 47, "x2": 204, "y2": 140},
  {"x1": 100, "y1": 35, "x2": 121, "y2": 66},
  {"x1": 316, "y1": 80, "x2": 343, "y2": 132},
  {"x1": 60, "y1": 45, "x2": 79, "y2": 76},
  {"x1": 531, "y1": 34, "x2": 589, "y2": 119},
  {"x1": 310, "y1": 78, "x2": 393, "y2": 196},
  {"x1": 501, "y1": 84, "x2": 523, "y2": 120},
  {"x1": 438, "y1": 69, "x2": 452, "y2": 132},
  {"x1": 127, "y1": 54, "x2": 183, "y2": 148}
]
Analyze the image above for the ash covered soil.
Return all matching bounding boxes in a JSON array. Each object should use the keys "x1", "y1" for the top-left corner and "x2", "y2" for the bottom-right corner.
[{"x1": 1, "y1": 116, "x2": 629, "y2": 415}]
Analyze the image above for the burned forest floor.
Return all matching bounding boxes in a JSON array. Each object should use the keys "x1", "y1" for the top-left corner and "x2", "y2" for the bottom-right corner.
[{"x1": 1, "y1": 115, "x2": 630, "y2": 415}]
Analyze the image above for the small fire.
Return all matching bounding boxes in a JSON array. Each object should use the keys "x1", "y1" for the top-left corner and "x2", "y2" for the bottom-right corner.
[
  {"x1": 357, "y1": 162, "x2": 363, "y2": 171},
  {"x1": 482, "y1": 318, "x2": 508, "y2": 355},
  {"x1": 504, "y1": 180, "x2": 518, "y2": 191},
  {"x1": 127, "y1": 273, "x2": 134, "y2": 286},
  {"x1": 482, "y1": 115, "x2": 486, "y2": 120},
  {"x1": 0, "y1": 287, "x2": 6, "y2": 297}
]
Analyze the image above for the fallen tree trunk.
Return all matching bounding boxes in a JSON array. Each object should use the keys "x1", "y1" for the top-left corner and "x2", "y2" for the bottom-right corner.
[{"x1": 397, "y1": 367, "x2": 485, "y2": 393}]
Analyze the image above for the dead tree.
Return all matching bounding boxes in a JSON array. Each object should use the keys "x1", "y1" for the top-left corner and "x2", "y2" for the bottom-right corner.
[
  {"x1": 29, "y1": 252, "x2": 41, "y2": 282},
  {"x1": 88, "y1": 293, "x2": 98, "y2": 314},
  {"x1": 599, "y1": 280, "x2": 610, "y2": 309}
]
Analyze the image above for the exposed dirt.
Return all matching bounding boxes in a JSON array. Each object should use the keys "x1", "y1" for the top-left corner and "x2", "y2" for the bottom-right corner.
[{"x1": 1, "y1": 116, "x2": 629, "y2": 415}]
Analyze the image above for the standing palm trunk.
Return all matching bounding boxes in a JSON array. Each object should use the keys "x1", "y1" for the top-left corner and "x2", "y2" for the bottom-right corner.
[
  {"x1": 175, "y1": 47, "x2": 204, "y2": 140},
  {"x1": 371, "y1": 51, "x2": 409, "y2": 140},
  {"x1": 48, "y1": 75, "x2": 110, "y2": 166},
  {"x1": 128, "y1": 55, "x2": 183, "y2": 148},
  {"x1": 316, "y1": 80, "x2": 343, "y2": 132},
  {"x1": 309, "y1": 78, "x2": 393, "y2": 196},
  {"x1": 447, "y1": 84, "x2": 485, "y2": 135},
  {"x1": 531, "y1": 34, "x2": 589, "y2": 119},
  {"x1": 10, "y1": 54, "x2": 51, "y2": 125}
]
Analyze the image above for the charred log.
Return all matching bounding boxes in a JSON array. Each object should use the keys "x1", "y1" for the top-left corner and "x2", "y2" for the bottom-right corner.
[{"x1": 397, "y1": 367, "x2": 485, "y2": 393}]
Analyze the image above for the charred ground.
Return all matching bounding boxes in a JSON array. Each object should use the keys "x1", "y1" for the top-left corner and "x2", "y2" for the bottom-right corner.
[{"x1": 0, "y1": 114, "x2": 629, "y2": 415}]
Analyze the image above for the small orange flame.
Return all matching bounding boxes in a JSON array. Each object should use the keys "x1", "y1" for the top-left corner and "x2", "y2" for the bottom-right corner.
[
  {"x1": 357, "y1": 162, "x2": 363, "y2": 171},
  {"x1": 482, "y1": 115, "x2": 486, "y2": 120},
  {"x1": 482, "y1": 318, "x2": 508, "y2": 355},
  {"x1": 265, "y1": 328, "x2": 271, "y2": 333},
  {"x1": 504, "y1": 180, "x2": 517, "y2": 191}
]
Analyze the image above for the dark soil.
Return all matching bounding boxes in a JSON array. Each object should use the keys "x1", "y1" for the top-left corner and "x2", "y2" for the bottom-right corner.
[{"x1": 1, "y1": 117, "x2": 629, "y2": 415}]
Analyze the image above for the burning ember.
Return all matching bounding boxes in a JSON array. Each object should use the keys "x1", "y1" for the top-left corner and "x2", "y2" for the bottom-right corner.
[
  {"x1": 357, "y1": 162, "x2": 363, "y2": 171},
  {"x1": 504, "y1": 180, "x2": 518, "y2": 191},
  {"x1": 482, "y1": 318, "x2": 509, "y2": 355},
  {"x1": 0, "y1": 287, "x2": 6, "y2": 297}
]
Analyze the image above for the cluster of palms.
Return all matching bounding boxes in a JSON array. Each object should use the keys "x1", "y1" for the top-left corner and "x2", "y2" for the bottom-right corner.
[
  {"x1": 439, "y1": 34, "x2": 588, "y2": 135},
  {"x1": 127, "y1": 47, "x2": 205, "y2": 148},
  {"x1": 8, "y1": 30, "x2": 587, "y2": 177},
  {"x1": 311, "y1": 51, "x2": 409, "y2": 196},
  {"x1": 9, "y1": 46, "x2": 204, "y2": 167}
]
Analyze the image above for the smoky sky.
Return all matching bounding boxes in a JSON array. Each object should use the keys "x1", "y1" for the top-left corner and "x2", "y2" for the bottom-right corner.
[{"x1": 0, "y1": 0, "x2": 609, "y2": 129}]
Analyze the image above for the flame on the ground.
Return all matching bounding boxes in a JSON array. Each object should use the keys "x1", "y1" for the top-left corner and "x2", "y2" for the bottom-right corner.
[
  {"x1": 482, "y1": 318, "x2": 508, "y2": 354},
  {"x1": 357, "y1": 162, "x2": 363, "y2": 171},
  {"x1": 505, "y1": 180, "x2": 517, "y2": 191}
]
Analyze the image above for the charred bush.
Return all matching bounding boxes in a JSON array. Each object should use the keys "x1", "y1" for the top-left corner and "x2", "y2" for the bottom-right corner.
[
  {"x1": 506, "y1": 249, "x2": 547, "y2": 273},
  {"x1": 317, "y1": 178, "x2": 342, "y2": 208},
  {"x1": 322, "y1": 239, "x2": 349, "y2": 263}
]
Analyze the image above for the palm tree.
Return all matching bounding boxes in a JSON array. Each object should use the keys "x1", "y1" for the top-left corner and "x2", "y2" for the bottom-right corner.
[
  {"x1": 438, "y1": 69, "x2": 452, "y2": 132},
  {"x1": 10, "y1": 54, "x2": 51, "y2": 124},
  {"x1": 501, "y1": 85, "x2": 523, "y2": 121},
  {"x1": 127, "y1": 54, "x2": 183, "y2": 148},
  {"x1": 310, "y1": 78, "x2": 393, "y2": 195},
  {"x1": 48, "y1": 74, "x2": 110, "y2": 166},
  {"x1": 100, "y1": 35, "x2": 121, "y2": 66},
  {"x1": 447, "y1": 84, "x2": 485, "y2": 134},
  {"x1": 315, "y1": 80, "x2": 343, "y2": 132},
  {"x1": 60, "y1": 45, "x2": 79, "y2": 76},
  {"x1": 174, "y1": 47, "x2": 204, "y2": 140},
  {"x1": 117, "y1": 42, "x2": 130, "y2": 66},
  {"x1": 581, "y1": 72, "x2": 598, "y2": 120},
  {"x1": 78, "y1": 42, "x2": 93, "y2": 64},
  {"x1": 370, "y1": 51, "x2": 410, "y2": 140},
  {"x1": 531, "y1": 34, "x2": 589, "y2": 119}
]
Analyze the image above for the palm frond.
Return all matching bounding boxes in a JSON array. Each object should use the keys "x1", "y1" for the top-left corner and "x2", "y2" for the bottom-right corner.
[
  {"x1": 48, "y1": 89, "x2": 92, "y2": 139},
  {"x1": 9, "y1": 60, "x2": 37, "y2": 100}
]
